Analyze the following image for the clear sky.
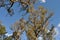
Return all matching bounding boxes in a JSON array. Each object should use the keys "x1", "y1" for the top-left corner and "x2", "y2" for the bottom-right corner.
[{"x1": 0, "y1": 0, "x2": 60, "y2": 40}]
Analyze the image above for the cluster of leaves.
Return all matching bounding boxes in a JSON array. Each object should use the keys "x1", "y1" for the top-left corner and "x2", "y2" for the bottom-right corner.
[
  {"x1": 0, "y1": 24, "x2": 6, "y2": 35},
  {"x1": 25, "y1": 6, "x2": 55, "y2": 40},
  {"x1": 4, "y1": 36, "x2": 12, "y2": 40},
  {"x1": 0, "y1": 0, "x2": 38, "y2": 16}
]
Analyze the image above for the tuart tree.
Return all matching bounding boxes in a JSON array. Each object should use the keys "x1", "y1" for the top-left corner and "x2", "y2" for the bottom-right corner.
[
  {"x1": 0, "y1": 0, "x2": 56, "y2": 40},
  {"x1": 11, "y1": 6, "x2": 56, "y2": 40}
]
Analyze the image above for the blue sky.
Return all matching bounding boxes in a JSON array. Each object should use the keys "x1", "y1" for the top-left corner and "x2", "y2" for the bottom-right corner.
[{"x1": 0, "y1": 0, "x2": 60, "y2": 40}]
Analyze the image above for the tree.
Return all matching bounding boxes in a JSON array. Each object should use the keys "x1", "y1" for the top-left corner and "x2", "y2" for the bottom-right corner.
[
  {"x1": 0, "y1": 0, "x2": 56, "y2": 40},
  {"x1": 11, "y1": 6, "x2": 56, "y2": 40}
]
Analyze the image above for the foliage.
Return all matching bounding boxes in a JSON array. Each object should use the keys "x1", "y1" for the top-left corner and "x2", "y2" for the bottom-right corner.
[
  {"x1": 0, "y1": 0, "x2": 38, "y2": 16},
  {"x1": 4, "y1": 36, "x2": 12, "y2": 40},
  {"x1": 0, "y1": 24, "x2": 6, "y2": 35}
]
